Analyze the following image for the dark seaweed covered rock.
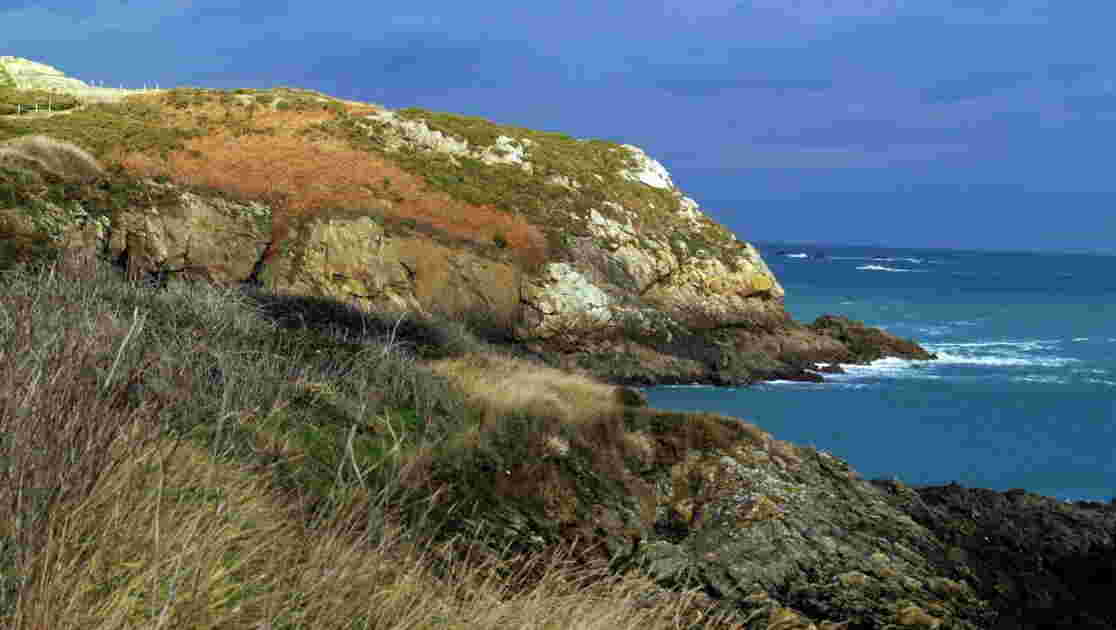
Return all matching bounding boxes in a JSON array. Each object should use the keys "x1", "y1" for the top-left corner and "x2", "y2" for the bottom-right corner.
[
  {"x1": 810, "y1": 315, "x2": 937, "y2": 362},
  {"x1": 872, "y1": 481, "x2": 1116, "y2": 629}
]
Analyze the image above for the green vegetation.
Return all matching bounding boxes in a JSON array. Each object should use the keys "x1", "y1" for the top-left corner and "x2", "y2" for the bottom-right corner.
[
  {"x1": 0, "y1": 258, "x2": 732, "y2": 628},
  {"x1": 0, "y1": 136, "x2": 182, "y2": 269},
  {"x1": 0, "y1": 87, "x2": 81, "y2": 115},
  {"x1": 0, "y1": 65, "x2": 14, "y2": 89},
  {"x1": 310, "y1": 107, "x2": 744, "y2": 265},
  {"x1": 161, "y1": 86, "x2": 345, "y2": 115},
  {"x1": 0, "y1": 79, "x2": 747, "y2": 271},
  {"x1": 0, "y1": 100, "x2": 199, "y2": 159}
]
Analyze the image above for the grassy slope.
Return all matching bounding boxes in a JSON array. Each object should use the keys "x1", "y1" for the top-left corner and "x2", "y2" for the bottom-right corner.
[{"x1": 0, "y1": 259, "x2": 739, "y2": 629}]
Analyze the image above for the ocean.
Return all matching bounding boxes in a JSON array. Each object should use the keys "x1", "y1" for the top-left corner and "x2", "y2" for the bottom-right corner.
[{"x1": 643, "y1": 242, "x2": 1116, "y2": 503}]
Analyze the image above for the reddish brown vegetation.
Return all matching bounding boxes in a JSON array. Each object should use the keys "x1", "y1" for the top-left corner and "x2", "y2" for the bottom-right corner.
[{"x1": 116, "y1": 102, "x2": 548, "y2": 270}]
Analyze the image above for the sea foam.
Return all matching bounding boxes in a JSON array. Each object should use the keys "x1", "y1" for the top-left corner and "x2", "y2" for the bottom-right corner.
[{"x1": 856, "y1": 264, "x2": 927, "y2": 273}]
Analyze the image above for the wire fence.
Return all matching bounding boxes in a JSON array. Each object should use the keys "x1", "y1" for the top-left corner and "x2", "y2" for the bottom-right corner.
[{"x1": 3, "y1": 82, "x2": 165, "y2": 114}]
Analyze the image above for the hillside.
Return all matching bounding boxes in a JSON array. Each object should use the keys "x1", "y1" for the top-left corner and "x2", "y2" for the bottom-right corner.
[
  {"x1": 13, "y1": 57, "x2": 1116, "y2": 629},
  {"x1": 0, "y1": 57, "x2": 933, "y2": 388}
]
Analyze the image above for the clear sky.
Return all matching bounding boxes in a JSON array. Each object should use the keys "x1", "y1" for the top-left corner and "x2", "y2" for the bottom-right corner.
[{"x1": 4, "y1": 1, "x2": 1115, "y2": 253}]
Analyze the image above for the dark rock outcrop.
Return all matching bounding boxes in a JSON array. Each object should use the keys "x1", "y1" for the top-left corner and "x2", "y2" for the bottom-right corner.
[
  {"x1": 872, "y1": 481, "x2": 1116, "y2": 629},
  {"x1": 811, "y1": 314, "x2": 938, "y2": 363}
]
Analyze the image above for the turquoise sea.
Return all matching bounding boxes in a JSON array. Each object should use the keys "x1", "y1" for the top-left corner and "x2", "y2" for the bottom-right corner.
[{"x1": 644, "y1": 242, "x2": 1116, "y2": 503}]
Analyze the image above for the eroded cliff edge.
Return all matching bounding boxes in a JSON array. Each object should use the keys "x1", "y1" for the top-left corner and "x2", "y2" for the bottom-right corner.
[{"x1": 0, "y1": 63, "x2": 933, "y2": 386}]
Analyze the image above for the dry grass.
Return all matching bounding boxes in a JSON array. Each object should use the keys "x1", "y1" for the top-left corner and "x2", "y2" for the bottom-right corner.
[
  {"x1": 0, "y1": 261, "x2": 738, "y2": 630},
  {"x1": 0, "y1": 134, "x2": 103, "y2": 181},
  {"x1": 427, "y1": 354, "x2": 625, "y2": 429},
  {"x1": 417, "y1": 353, "x2": 796, "y2": 540},
  {"x1": 13, "y1": 435, "x2": 724, "y2": 630}
]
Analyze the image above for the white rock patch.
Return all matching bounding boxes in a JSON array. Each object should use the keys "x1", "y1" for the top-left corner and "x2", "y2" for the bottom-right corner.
[
  {"x1": 479, "y1": 136, "x2": 534, "y2": 171},
  {"x1": 618, "y1": 144, "x2": 675, "y2": 190},
  {"x1": 364, "y1": 111, "x2": 534, "y2": 172},
  {"x1": 677, "y1": 196, "x2": 702, "y2": 224},
  {"x1": 541, "y1": 263, "x2": 613, "y2": 324},
  {"x1": 366, "y1": 110, "x2": 470, "y2": 156}
]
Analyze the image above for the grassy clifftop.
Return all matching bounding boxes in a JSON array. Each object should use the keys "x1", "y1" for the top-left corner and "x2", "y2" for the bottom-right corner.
[{"x1": 0, "y1": 83, "x2": 744, "y2": 273}]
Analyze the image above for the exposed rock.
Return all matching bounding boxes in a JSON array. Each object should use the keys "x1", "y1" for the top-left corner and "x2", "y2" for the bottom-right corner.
[
  {"x1": 420, "y1": 395, "x2": 999, "y2": 629},
  {"x1": 811, "y1": 314, "x2": 938, "y2": 363},
  {"x1": 819, "y1": 363, "x2": 847, "y2": 374},
  {"x1": 873, "y1": 481, "x2": 1116, "y2": 629},
  {"x1": 107, "y1": 182, "x2": 271, "y2": 286},
  {"x1": 0, "y1": 58, "x2": 936, "y2": 387}
]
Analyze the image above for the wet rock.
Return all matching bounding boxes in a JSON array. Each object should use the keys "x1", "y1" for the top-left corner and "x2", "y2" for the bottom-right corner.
[{"x1": 811, "y1": 314, "x2": 937, "y2": 362}]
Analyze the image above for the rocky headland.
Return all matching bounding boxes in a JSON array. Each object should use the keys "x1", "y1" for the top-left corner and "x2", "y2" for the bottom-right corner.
[
  {"x1": 0, "y1": 56, "x2": 933, "y2": 388},
  {"x1": 4, "y1": 58, "x2": 1114, "y2": 629}
]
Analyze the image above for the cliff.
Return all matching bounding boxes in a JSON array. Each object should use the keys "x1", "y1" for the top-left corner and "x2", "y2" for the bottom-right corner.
[
  {"x1": 4, "y1": 59, "x2": 1116, "y2": 630},
  {"x1": 0, "y1": 57, "x2": 931, "y2": 387}
]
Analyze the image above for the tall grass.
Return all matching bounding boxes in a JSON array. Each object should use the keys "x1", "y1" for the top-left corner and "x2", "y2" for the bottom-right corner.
[{"x1": 0, "y1": 258, "x2": 733, "y2": 629}]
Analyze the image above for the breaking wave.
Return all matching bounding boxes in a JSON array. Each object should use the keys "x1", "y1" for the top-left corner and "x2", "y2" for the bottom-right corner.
[{"x1": 856, "y1": 264, "x2": 926, "y2": 273}]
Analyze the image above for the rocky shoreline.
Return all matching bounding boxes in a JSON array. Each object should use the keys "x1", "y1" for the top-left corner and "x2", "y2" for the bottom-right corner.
[
  {"x1": 8, "y1": 66, "x2": 1116, "y2": 627},
  {"x1": 875, "y1": 482, "x2": 1116, "y2": 629},
  {"x1": 532, "y1": 312, "x2": 937, "y2": 388}
]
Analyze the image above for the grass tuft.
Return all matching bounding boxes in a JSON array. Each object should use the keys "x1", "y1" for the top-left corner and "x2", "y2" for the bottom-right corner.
[{"x1": 0, "y1": 134, "x2": 103, "y2": 181}]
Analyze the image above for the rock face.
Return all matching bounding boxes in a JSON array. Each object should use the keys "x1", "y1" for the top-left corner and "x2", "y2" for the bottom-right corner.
[
  {"x1": 0, "y1": 60, "x2": 934, "y2": 386},
  {"x1": 873, "y1": 482, "x2": 1116, "y2": 630},
  {"x1": 412, "y1": 360, "x2": 1001, "y2": 628}
]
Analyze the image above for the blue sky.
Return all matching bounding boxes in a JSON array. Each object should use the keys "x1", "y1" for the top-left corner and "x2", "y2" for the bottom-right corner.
[{"x1": 4, "y1": 0, "x2": 1115, "y2": 253}]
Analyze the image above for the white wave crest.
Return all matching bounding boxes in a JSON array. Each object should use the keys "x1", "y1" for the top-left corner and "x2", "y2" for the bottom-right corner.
[
  {"x1": 856, "y1": 264, "x2": 926, "y2": 273},
  {"x1": 1012, "y1": 374, "x2": 1070, "y2": 385},
  {"x1": 833, "y1": 256, "x2": 926, "y2": 264},
  {"x1": 783, "y1": 252, "x2": 809, "y2": 258},
  {"x1": 927, "y1": 350, "x2": 1077, "y2": 368},
  {"x1": 759, "y1": 380, "x2": 871, "y2": 390},
  {"x1": 836, "y1": 357, "x2": 941, "y2": 379},
  {"x1": 928, "y1": 340, "x2": 1058, "y2": 352}
]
